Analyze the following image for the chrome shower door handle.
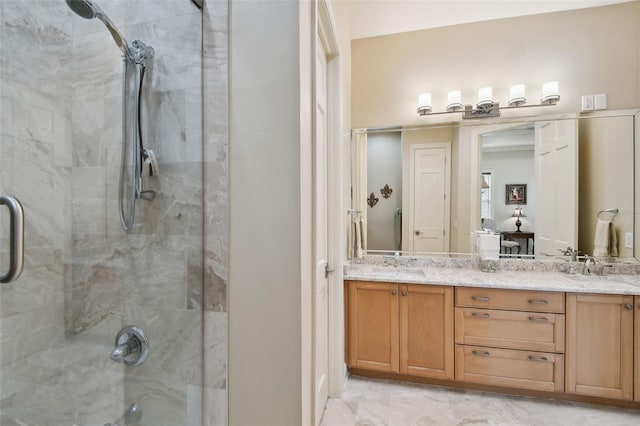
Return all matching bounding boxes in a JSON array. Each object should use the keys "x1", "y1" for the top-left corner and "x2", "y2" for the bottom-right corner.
[{"x1": 0, "y1": 195, "x2": 24, "y2": 283}]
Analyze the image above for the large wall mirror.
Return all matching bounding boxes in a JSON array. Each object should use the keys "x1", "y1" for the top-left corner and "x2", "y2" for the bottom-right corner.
[{"x1": 350, "y1": 110, "x2": 639, "y2": 261}]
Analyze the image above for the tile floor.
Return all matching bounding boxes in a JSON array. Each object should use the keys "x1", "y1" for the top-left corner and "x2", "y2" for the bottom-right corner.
[{"x1": 320, "y1": 375, "x2": 640, "y2": 425}]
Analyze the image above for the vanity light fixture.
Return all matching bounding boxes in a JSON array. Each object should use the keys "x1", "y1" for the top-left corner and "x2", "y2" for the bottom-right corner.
[
  {"x1": 417, "y1": 81, "x2": 560, "y2": 119},
  {"x1": 447, "y1": 90, "x2": 462, "y2": 111},
  {"x1": 508, "y1": 84, "x2": 526, "y2": 106},
  {"x1": 417, "y1": 93, "x2": 432, "y2": 115}
]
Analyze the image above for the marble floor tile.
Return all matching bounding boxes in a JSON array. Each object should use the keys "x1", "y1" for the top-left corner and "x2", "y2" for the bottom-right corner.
[{"x1": 321, "y1": 376, "x2": 640, "y2": 426}]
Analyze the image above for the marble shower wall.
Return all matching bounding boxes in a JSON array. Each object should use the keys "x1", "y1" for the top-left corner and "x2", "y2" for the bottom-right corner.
[
  {"x1": 203, "y1": 1, "x2": 229, "y2": 424},
  {"x1": 70, "y1": 0, "x2": 205, "y2": 425},
  {"x1": 0, "y1": 0, "x2": 217, "y2": 425}
]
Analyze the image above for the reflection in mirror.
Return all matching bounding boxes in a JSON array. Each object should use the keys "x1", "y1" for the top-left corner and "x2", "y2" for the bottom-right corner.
[
  {"x1": 480, "y1": 125, "x2": 535, "y2": 254},
  {"x1": 351, "y1": 111, "x2": 637, "y2": 261}
]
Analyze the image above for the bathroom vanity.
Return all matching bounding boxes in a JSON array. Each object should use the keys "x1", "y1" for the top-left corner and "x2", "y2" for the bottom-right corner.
[{"x1": 344, "y1": 262, "x2": 640, "y2": 408}]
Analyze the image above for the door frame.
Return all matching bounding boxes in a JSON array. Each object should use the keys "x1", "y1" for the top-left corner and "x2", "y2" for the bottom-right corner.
[{"x1": 302, "y1": 1, "x2": 343, "y2": 425}]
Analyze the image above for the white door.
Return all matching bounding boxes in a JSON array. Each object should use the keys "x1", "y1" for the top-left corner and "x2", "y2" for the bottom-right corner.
[
  {"x1": 313, "y1": 36, "x2": 329, "y2": 426},
  {"x1": 409, "y1": 144, "x2": 451, "y2": 253},
  {"x1": 535, "y1": 119, "x2": 578, "y2": 255}
]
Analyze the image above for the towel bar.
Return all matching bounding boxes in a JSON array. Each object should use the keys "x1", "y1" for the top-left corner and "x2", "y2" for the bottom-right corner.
[{"x1": 597, "y1": 208, "x2": 618, "y2": 220}]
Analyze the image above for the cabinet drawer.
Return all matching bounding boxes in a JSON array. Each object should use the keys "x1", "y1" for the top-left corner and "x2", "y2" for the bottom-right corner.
[
  {"x1": 455, "y1": 345, "x2": 564, "y2": 392},
  {"x1": 455, "y1": 308, "x2": 565, "y2": 353},
  {"x1": 456, "y1": 287, "x2": 565, "y2": 313}
]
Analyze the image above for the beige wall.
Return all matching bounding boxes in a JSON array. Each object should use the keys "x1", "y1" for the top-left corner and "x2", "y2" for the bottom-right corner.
[
  {"x1": 228, "y1": 2, "x2": 305, "y2": 424},
  {"x1": 578, "y1": 115, "x2": 635, "y2": 258},
  {"x1": 352, "y1": 2, "x2": 640, "y2": 129}
]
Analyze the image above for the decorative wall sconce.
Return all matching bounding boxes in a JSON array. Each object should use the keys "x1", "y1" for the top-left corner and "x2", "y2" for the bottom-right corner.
[
  {"x1": 380, "y1": 184, "x2": 393, "y2": 199},
  {"x1": 417, "y1": 81, "x2": 560, "y2": 119},
  {"x1": 367, "y1": 192, "x2": 379, "y2": 208}
]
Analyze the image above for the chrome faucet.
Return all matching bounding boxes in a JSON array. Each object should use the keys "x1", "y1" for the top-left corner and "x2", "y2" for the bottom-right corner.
[{"x1": 582, "y1": 256, "x2": 596, "y2": 275}]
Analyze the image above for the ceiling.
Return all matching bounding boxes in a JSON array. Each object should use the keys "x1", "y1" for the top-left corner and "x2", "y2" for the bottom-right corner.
[{"x1": 341, "y1": 0, "x2": 634, "y2": 40}]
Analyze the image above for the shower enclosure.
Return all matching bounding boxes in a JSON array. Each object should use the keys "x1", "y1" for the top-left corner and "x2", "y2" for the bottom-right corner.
[{"x1": 0, "y1": 0, "x2": 204, "y2": 424}]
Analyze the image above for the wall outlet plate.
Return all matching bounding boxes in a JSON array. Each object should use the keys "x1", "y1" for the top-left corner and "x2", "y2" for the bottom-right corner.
[
  {"x1": 625, "y1": 232, "x2": 633, "y2": 248},
  {"x1": 581, "y1": 95, "x2": 594, "y2": 111}
]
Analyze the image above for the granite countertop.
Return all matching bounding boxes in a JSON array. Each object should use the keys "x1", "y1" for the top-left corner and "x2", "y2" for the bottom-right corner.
[{"x1": 345, "y1": 264, "x2": 640, "y2": 295}]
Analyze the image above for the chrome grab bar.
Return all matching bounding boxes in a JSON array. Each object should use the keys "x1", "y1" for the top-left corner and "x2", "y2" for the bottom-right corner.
[{"x1": 0, "y1": 195, "x2": 24, "y2": 283}]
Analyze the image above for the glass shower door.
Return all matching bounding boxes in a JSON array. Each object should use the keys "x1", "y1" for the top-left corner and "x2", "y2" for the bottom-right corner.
[{"x1": 0, "y1": 1, "x2": 204, "y2": 425}]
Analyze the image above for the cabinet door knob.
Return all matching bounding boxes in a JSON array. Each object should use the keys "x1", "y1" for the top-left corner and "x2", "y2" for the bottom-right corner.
[
  {"x1": 391, "y1": 290, "x2": 397, "y2": 296},
  {"x1": 402, "y1": 290, "x2": 408, "y2": 297},
  {"x1": 625, "y1": 304, "x2": 633, "y2": 310}
]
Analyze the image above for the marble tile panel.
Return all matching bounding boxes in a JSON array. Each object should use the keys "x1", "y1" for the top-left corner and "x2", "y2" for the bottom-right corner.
[
  {"x1": 324, "y1": 376, "x2": 640, "y2": 426},
  {"x1": 204, "y1": 387, "x2": 227, "y2": 426},
  {"x1": 0, "y1": 303, "x2": 65, "y2": 367},
  {"x1": 319, "y1": 399, "x2": 357, "y2": 426},
  {"x1": 71, "y1": 197, "x2": 106, "y2": 245},
  {"x1": 187, "y1": 384, "x2": 204, "y2": 426},
  {"x1": 130, "y1": 161, "x2": 204, "y2": 236},
  {"x1": 71, "y1": 30, "x2": 123, "y2": 101},
  {"x1": 1, "y1": 157, "x2": 70, "y2": 250},
  {"x1": 203, "y1": 244, "x2": 227, "y2": 311},
  {"x1": 204, "y1": 311, "x2": 227, "y2": 390},
  {"x1": 121, "y1": 235, "x2": 195, "y2": 310},
  {"x1": 123, "y1": 372, "x2": 189, "y2": 426},
  {"x1": 128, "y1": 18, "x2": 202, "y2": 94},
  {"x1": 70, "y1": 261, "x2": 121, "y2": 333},
  {"x1": 187, "y1": 237, "x2": 204, "y2": 310},
  {"x1": 122, "y1": 304, "x2": 203, "y2": 385},
  {"x1": 1, "y1": 82, "x2": 72, "y2": 166},
  {"x1": 0, "y1": 247, "x2": 65, "y2": 319}
]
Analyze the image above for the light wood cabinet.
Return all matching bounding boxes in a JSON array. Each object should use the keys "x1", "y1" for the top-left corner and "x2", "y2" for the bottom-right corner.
[
  {"x1": 455, "y1": 345, "x2": 564, "y2": 392},
  {"x1": 456, "y1": 287, "x2": 564, "y2": 313},
  {"x1": 455, "y1": 307, "x2": 565, "y2": 353},
  {"x1": 566, "y1": 293, "x2": 634, "y2": 400},
  {"x1": 636, "y1": 296, "x2": 640, "y2": 402},
  {"x1": 454, "y1": 287, "x2": 565, "y2": 392},
  {"x1": 400, "y1": 285, "x2": 454, "y2": 379},
  {"x1": 346, "y1": 281, "x2": 454, "y2": 379},
  {"x1": 347, "y1": 281, "x2": 399, "y2": 372}
]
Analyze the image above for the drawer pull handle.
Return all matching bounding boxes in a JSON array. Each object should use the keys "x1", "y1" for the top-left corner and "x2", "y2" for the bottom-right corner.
[
  {"x1": 472, "y1": 350, "x2": 491, "y2": 357},
  {"x1": 471, "y1": 296, "x2": 490, "y2": 301},
  {"x1": 528, "y1": 356, "x2": 548, "y2": 363},
  {"x1": 472, "y1": 312, "x2": 490, "y2": 318},
  {"x1": 528, "y1": 316, "x2": 549, "y2": 322},
  {"x1": 528, "y1": 299, "x2": 548, "y2": 305}
]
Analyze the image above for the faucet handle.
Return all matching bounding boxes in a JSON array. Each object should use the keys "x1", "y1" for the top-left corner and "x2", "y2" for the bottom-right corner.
[{"x1": 110, "y1": 326, "x2": 150, "y2": 367}]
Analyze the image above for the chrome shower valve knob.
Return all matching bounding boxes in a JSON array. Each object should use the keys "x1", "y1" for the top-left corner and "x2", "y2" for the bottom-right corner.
[{"x1": 110, "y1": 326, "x2": 150, "y2": 366}]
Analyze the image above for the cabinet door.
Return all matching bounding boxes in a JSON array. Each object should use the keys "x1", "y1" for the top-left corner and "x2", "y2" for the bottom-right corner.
[
  {"x1": 566, "y1": 294, "x2": 634, "y2": 400},
  {"x1": 347, "y1": 281, "x2": 399, "y2": 372},
  {"x1": 633, "y1": 296, "x2": 640, "y2": 401},
  {"x1": 400, "y1": 284, "x2": 453, "y2": 379}
]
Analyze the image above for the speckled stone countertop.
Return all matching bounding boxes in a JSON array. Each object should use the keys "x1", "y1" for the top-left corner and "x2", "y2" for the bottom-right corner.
[{"x1": 345, "y1": 261, "x2": 640, "y2": 295}]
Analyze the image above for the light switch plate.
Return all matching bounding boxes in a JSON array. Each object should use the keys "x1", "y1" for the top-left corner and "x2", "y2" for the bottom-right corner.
[
  {"x1": 594, "y1": 93, "x2": 607, "y2": 110},
  {"x1": 581, "y1": 95, "x2": 594, "y2": 111}
]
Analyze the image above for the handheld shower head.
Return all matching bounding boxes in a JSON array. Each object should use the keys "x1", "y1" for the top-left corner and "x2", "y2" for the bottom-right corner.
[
  {"x1": 66, "y1": 0, "x2": 132, "y2": 59},
  {"x1": 65, "y1": 0, "x2": 97, "y2": 19}
]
